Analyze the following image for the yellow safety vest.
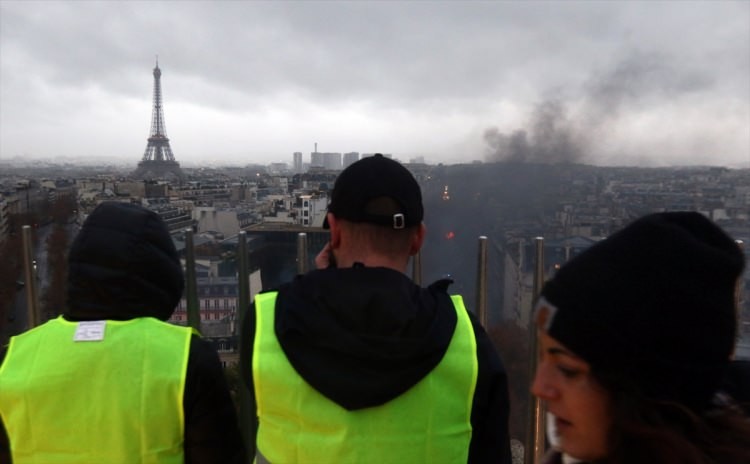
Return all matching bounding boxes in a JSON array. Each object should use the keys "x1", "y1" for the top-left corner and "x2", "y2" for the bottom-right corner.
[
  {"x1": 253, "y1": 292, "x2": 478, "y2": 464},
  {"x1": 0, "y1": 316, "x2": 192, "y2": 464}
]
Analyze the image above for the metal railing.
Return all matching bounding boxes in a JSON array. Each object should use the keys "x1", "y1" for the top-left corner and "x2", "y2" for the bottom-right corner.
[
  {"x1": 525, "y1": 237, "x2": 547, "y2": 464},
  {"x1": 17, "y1": 220, "x2": 750, "y2": 464},
  {"x1": 238, "y1": 231, "x2": 250, "y2": 319},
  {"x1": 184, "y1": 228, "x2": 201, "y2": 332},
  {"x1": 412, "y1": 250, "x2": 422, "y2": 285},
  {"x1": 235, "y1": 231, "x2": 256, "y2": 457},
  {"x1": 16, "y1": 226, "x2": 547, "y2": 463},
  {"x1": 476, "y1": 236, "x2": 489, "y2": 328},
  {"x1": 297, "y1": 233, "x2": 308, "y2": 274},
  {"x1": 22, "y1": 225, "x2": 40, "y2": 329}
]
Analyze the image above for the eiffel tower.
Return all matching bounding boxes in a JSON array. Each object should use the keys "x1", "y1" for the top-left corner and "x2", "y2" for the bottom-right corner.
[{"x1": 132, "y1": 58, "x2": 184, "y2": 182}]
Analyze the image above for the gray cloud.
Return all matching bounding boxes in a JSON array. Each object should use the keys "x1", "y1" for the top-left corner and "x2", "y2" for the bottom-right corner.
[
  {"x1": 583, "y1": 52, "x2": 715, "y2": 120},
  {"x1": 1, "y1": 0, "x2": 748, "y2": 166}
]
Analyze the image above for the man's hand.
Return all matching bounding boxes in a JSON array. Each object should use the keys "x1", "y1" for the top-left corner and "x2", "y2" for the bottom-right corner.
[{"x1": 315, "y1": 242, "x2": 335, "y2": 269}]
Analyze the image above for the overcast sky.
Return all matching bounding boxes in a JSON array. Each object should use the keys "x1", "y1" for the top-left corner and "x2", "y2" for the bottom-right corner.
[{"x1": 1, "y1": 0, "x2": 748, "y2": 168}]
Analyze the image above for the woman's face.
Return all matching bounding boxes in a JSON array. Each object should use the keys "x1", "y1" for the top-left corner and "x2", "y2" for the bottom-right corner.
[{"x1": 531, "y1": 331, "x2": 612, "y2": 461}]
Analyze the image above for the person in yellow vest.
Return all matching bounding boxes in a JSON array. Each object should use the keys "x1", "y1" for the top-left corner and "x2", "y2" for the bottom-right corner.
[
  {"x1": 240, "y1": 154, "x2": 512, "y2": 463},
  {"x1": 0, "y1": 202, "x2": 245, "y2": 464}
]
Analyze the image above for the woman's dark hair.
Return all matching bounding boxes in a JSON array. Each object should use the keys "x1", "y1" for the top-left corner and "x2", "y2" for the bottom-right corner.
[{"x1": 592, "y1": 368, "x2": 750, "y2": 464}]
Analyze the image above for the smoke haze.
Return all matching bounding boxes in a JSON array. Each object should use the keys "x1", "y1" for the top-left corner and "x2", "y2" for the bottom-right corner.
[
  {"x1": 484, "y1": 51, "x2": 735, "y2": 165},
  {"x1": 484, "y1": 100, "x2": 586, "y2": 164}
]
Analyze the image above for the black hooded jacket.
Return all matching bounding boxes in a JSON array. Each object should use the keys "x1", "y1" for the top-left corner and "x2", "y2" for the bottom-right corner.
[
  {"x1": 241, "y1": 265, "x2": 512, "y2": 463},
  {"x1": 0, "y1": 202, "x2": 245, "y2": 464}
]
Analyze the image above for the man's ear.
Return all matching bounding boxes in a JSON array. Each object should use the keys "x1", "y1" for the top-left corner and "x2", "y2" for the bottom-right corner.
[
  {"x1": 327, "y1": 213, "x2": 342, "y2": 248},
  {"x1": 409, "y1": 223, "x2": 426, "y2": 256}
]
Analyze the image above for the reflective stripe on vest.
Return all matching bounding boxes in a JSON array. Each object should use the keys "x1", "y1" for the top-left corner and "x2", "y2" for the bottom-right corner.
[
  {"x1": 0, "y1": 316, "x2": 191, "y2": 464},
  {"x1": 253, "y1": 292, "x2": 478, "y2": 464}
]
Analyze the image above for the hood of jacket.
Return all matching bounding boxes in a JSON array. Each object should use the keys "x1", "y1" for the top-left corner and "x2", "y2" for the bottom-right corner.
[
  {"x1": 274, "y1": 264, "x2": 458, "y2": 410},
  {"x1": 64, "y1": 202, "x2": 184, "y2": 322}
]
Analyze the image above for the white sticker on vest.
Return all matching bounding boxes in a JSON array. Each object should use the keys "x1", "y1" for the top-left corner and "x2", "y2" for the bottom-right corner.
[{"x1": 73, "y1": 321, "x2": 106, "y2": 342}]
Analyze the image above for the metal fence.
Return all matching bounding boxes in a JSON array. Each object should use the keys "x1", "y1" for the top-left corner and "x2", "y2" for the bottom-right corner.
[{"x1": 18, "y1": 227, "x2": 550, "y2": 463}]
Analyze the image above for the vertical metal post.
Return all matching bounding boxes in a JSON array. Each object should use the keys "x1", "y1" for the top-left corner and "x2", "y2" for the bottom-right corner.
[
  {"x1": 236, "y1": 231, "x2": 255, "y2": 460},
  {"x1": 411, "y1": 251, "x2": 422, "y2": 285},
  {"x1": 184, "y1": 228, "x2": 201, "y2": 332},
  {"x1": 525, "y1": 237, "x2": 546, "y2": 464},
  {"x1": 476, "y1": 236, "x2": 488, "y2": 327},
  {"x1": 22, "y1": 225, "x2": 40, "y2": 328},
  {"x1": 735, "y1": 240, "x2": 745, "y2": 329},
  {"x1": 237, "y1": 231, "x2": 250, "y2": 326},
  {"x1": 297, "y1": 232, "x2": 308, "y2": 275}
]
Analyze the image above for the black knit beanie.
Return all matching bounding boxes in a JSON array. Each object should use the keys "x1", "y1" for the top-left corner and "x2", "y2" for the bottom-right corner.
[
  {"x1": 537, "y1": 212, "x2": 745, "y2": 411},
  {"x1": 66, "y1": 202, "x2": 184, "y2": 321}
]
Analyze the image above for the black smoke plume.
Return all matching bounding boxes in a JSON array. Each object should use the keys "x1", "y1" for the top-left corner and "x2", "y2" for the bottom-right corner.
[
  {"x1": 484, "y1": 51, "x2": 714, "y2": 165},
  {"x1": 484, "y1": 100, "x2": 586, "y2": 164}
]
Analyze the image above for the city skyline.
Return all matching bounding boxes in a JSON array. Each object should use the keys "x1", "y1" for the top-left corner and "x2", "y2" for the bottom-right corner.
[{"x1": 1, "y1": 1, "x2": 748, "y2": 168}]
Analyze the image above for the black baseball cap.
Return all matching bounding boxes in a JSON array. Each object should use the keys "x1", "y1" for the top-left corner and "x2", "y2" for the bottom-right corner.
[{"x1": 325, "y1": 154, "x2": 423, "y2": 229}]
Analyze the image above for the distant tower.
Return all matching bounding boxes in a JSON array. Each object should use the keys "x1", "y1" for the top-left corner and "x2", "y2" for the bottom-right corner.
[
  {"x1": 293, "y1": 152, "x2": 303, "y2": 173},
  {"x1": 132, "y1": 58, "x2": 184, "y2": 182}
]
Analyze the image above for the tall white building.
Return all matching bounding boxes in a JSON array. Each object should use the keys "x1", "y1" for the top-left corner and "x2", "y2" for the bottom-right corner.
[
  {"x1": 293, "y1": 152, "x2": 303, "y2": 173},
  {"x1": 343, "y1": 152, "x2": 359, "y2": 169},
  {"x1": 298, "y1": 194, "x2": 328, "y2": 227},
  {"x1": 311, "y1": 152, "x2": 342, "y2": 170}
]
